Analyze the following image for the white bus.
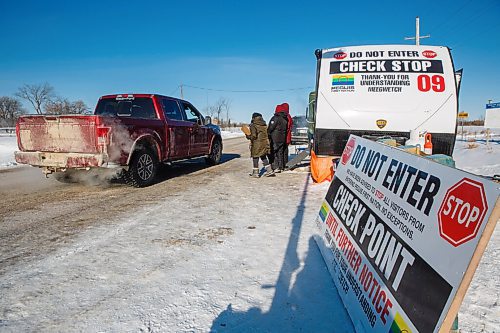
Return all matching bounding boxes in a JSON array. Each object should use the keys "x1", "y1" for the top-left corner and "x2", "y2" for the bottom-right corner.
[{"x1": 312, "y1": 45, "x2": 460, "y2": 156}]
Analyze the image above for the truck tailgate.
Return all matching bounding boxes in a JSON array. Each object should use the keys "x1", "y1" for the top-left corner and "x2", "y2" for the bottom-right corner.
[{"x1": 17, "y1": 115, "x2": 99, "y2": 153}]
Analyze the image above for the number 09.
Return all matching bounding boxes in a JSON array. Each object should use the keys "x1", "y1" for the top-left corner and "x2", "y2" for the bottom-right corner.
[{"x1": 418, "y1": 75, "x2": 445, "y2": 92}]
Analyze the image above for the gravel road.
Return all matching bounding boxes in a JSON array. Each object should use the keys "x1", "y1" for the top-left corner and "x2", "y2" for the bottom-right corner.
[{"x1": 0, "y1": 138, "x2": 247, "y2": 277}]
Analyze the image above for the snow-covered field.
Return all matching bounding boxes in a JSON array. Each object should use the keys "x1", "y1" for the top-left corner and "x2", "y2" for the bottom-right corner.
[
  {"x1": 0, "y1": 135, "x2": 17, "y2": 169},
  {"x1": 0, "y1": 127, "x2": 498, "y2": 332}
]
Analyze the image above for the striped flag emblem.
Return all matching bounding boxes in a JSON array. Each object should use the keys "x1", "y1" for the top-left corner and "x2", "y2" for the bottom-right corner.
[
  {"x1": 319, "y1": 202, "x2": 329, "y2": 222},
  {"x1": 389, "y1": 312, "x2": 412, "y2": 333}
]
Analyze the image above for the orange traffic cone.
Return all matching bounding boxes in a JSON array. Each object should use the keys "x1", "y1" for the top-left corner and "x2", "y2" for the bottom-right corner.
[{"x1": 424, "y1": 133, "x2": 433, "y2": 155}]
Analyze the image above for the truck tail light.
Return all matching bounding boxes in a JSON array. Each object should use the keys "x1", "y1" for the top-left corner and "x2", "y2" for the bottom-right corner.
[{"x1": 97, "y1": 126, "x2": 110, "y2": 145}]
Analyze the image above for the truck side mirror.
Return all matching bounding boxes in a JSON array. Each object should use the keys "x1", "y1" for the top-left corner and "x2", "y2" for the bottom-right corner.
[{"x1": 204, "y1": 116, "x2": 212, "y2": 125}]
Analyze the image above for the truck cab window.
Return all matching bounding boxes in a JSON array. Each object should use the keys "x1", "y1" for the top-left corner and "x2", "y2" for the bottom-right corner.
[
  {"x1": 118, "y1": 101, "x2": 132, "y2": 116},
  {"x1": 104, "y1": 103, "x2": 117, "y2": 115},
  {"x1": 162, "y1": 99, "x2": 183, "y2": 121},
  {"x1": 130, "y1": 98, "x2": 157, "y2": 119},
  {"x1": 95, "y1": 97, "x2": 157, "y2": 119},
  {"x1": 181, "y1": 103, "x2": 203, "y2": 124}
]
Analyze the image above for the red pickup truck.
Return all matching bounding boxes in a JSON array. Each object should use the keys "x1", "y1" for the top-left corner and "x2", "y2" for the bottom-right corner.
[{"x1": 15, "y1": 94, "x2": 223, "y2": 187}]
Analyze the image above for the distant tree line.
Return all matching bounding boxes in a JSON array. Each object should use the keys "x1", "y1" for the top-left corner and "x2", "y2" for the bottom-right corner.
[
  {"x1": 204, "y1": 97, "x2": 232, "y2": 127},
  {"x1": 0, "y1": 82, "x2": 90, "y2": 127},
  {"x1": 459, "y1": 119, "x2": 484, "y2": 126},
  {"x1": 0, "y1": 97, "x2": 24, "y2": 127},
  {"x1": 202, "y1": 98, "x2": 246, "y2": 128}
]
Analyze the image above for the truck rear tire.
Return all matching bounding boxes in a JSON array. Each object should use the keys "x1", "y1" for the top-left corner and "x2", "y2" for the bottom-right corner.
[
  {"x1": 205, "y1": 139, "x2": 222, "y2": 165},
  {"x1": 124, "y1": 148, "x2": 158, "y2": 187}
]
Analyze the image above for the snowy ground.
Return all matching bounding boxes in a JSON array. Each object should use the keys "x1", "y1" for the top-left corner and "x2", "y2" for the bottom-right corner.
[
  {"x1": 0, "y1": 127, "x2": 498, "y2": 332},
  {"x1": 0, "y1": 135, "x2": 17, "y2": 169},
  {"x1": 454, "y1": 127, "x2": 500, "y2": 177}
]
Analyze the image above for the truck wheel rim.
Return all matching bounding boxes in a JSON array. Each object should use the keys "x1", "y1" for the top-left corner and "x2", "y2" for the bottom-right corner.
[
  {"x1": 212, "y1": 142, "x2": 221, "y2": 160},
  {"x1": 137, "y1": 154, "x2": 154, "y2": 180}
]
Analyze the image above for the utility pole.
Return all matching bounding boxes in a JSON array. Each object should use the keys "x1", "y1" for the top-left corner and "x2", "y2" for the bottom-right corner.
[
  {"x1": 180, "y1": 84, "x2": 184, "y2": 99},
  {"x1": 486, "y1": 100, "x2": 493, "y2": 147},
  {"x1": 461, "y1": 111, "x2": 465, "y2": 140},
  {"x1": 404, "y1": 16, "x2": 430, "y2": 46}
]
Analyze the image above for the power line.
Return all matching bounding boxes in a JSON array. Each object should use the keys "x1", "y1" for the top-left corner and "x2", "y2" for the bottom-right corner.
[
  {"x1": 168, "y1": 86, "x2": 179, "y2": 96},
  {"x1": 427, "y1": 0, "x2": 474, "y2": 36},
  {"x1": 183, "y1": 84, "x2": 313, "y2": 93},
  {"x1": 450, "y1": 15, "x2": 500, "y2": 49},
  {"x1": 438, "y1": 0, "x2": 498, "y2": 48}
]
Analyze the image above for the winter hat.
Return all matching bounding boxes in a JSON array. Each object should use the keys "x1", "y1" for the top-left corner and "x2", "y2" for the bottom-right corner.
[
  {"x1": 275, "y1": 104, "x2": 283, "y2": 113},
  {"x1": 281, "y1": 103, "x2": 289, "y2": 113},
  {"x1": 252, "y1": 112, "x2": 262, "y2": 119}
]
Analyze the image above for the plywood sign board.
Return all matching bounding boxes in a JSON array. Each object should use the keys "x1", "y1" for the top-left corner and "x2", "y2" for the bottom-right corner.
[{"x1": 313, "y1": 135, "x2": 499, "y2": 333}]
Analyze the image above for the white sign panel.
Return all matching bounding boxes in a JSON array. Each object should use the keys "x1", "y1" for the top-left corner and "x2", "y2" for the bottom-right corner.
[
  {"x1": 485, "y1": 102, "x2": 500, "y2": 129},
  {"x1": 315, "y1": 45, "x2": 457, "y2": 134},
  {"x1": 314, "y1": 135, "x2": 499, "y2": 332}
]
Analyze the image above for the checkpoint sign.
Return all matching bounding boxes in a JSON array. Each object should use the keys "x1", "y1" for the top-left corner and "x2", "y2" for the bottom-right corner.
[
  {"x1": 313, "y1": 135, "x2": 499, "y2": 332},
  {"x1": 438, "y1": 178, "x2": 488, "y2": 247}
]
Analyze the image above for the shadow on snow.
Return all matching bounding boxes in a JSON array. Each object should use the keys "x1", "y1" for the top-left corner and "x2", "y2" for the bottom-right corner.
[
  {"x1": 86, "y1": 153, "x2": 241, "y2": 187},
  {"x1": 210, "y1": 177, "x2": 353, "y2": 333},
  {"x1": 154, "y1": 153, "x2": 241, "y2": 182}
]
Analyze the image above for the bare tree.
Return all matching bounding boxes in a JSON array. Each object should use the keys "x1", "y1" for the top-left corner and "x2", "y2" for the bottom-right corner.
[
  {"x1": 16, "y1": 83, "x2": 54, "y2": 114},
  {"x1": 0, "y1": 96, "x2": 25, "y2": 127},
  {"x1": 208, "y1": 97, "x2": 231, "y2": 126},
  {"x1": 205, "y1": 106, "x2": 216, "y2": 119},
  {"x1": 71, "y1": 100, "x2": 91, "y2": 114},
  {"x1": 225, "y1": 99, "x2": 232, "y2": 127},
  {"x1": 45, "y1": 98, "x2": 90, "y2": 115},
  {"x1": 44, "y1": 97, "x2": 70, "y2": 115}
]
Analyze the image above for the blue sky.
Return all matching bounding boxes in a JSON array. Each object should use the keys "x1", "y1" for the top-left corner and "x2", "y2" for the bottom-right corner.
[{"x1": 0, "y1": 0, "x2": 498, "y2": 122}]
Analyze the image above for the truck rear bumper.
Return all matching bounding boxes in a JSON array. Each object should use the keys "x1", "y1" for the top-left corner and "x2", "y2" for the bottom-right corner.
[{"x1": 14, "y1": 151, "x2": 110, "y2": 169}]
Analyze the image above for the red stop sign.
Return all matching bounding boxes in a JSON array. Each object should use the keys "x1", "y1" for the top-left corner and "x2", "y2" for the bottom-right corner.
[
  {"x1": 438, "y1": 178, "x2": 488, "y2": 247},
  {"x1": 341, "y1": 137, "x2": 356, "y2": 165}
]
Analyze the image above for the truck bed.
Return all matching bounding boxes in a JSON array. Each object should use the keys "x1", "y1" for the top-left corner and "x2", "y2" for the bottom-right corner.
[{"x1": 17, "y1": 115, "x2": 100, "y2": 153}]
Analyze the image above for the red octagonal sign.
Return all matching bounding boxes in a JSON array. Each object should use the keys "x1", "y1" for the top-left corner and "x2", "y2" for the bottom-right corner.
[{"x1": 438, "y1": 178, "x2": 488, "y2": 247}]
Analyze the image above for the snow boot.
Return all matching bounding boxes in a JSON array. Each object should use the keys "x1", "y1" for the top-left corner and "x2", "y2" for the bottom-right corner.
[
  {"x1": 249, "y1": 168, "x2": 260, "y2": 178},
  {"x1": 262, "y1": 165, "x2": 276, "y2": 177}
]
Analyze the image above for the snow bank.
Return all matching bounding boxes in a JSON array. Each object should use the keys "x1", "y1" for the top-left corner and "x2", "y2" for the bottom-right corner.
[
  {"x1": 0, "y1": 135, "x2": 17, "y2": 169},
  {"x1": 453, "y1": 139, "x2": 500, "y2": 177},
  {"x1": 221, "y1": 128, "x2": 245, "y2": 140}
]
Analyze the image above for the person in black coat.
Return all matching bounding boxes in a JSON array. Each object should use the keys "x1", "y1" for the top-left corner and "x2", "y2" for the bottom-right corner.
[{"x1": 268, "y1": 104, "x2": 289, "y2": 172}]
